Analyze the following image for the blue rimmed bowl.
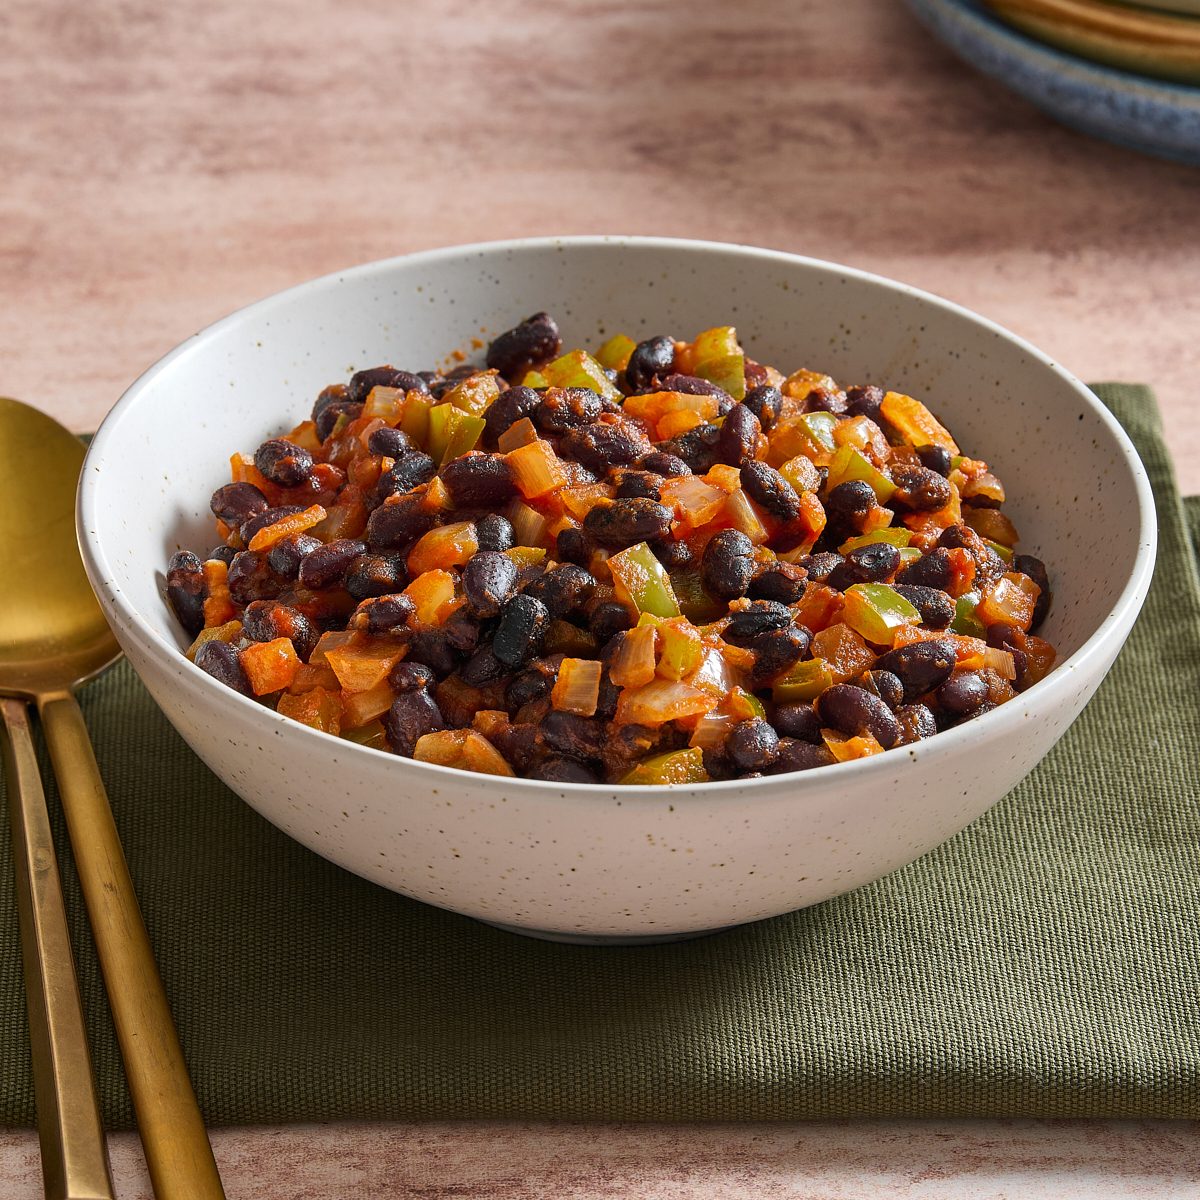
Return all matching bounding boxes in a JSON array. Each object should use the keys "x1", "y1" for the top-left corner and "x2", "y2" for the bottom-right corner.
[{"x1": 905, "y1": 0, "x2": 1200, "y2": 165}]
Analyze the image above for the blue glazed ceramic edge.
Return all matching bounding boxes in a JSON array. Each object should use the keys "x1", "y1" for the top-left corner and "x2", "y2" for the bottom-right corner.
[{"x1": 903, "y1": 0, "x2": 1200, "y2": 165}]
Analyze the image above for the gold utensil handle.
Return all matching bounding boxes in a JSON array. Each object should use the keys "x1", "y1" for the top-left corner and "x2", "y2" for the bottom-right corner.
[
  {"x1": 38, "y1": 691, "x2": 225, "y2": 1200},
  {"x1": 1, "y1": 697, "x2": 115, "y2": 1200}
]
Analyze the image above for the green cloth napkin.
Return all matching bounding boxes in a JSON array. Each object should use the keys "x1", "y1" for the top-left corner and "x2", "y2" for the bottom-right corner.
[{"x1": 1, "y1": 385, "x2": 1197, "y2": 1127}]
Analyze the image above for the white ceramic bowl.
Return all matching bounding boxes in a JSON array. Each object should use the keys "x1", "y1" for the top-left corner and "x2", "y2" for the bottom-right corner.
[{"x1": 78, "y1": 237, "x2": 1156, "y2": 943}]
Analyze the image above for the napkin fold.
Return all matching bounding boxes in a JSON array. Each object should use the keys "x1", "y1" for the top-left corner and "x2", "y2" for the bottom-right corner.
[{"x1": 1, "y1": 384, "x2": 1197, "y2": 1127}]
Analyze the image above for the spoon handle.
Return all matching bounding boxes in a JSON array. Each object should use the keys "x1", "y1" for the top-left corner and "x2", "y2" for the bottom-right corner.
[
  {"x1": 1, "y1": 697, "x2": 115, "y2": 1200},
  {"x1": 38, "y1": 691, "x2": 225, "y2": 1200}
]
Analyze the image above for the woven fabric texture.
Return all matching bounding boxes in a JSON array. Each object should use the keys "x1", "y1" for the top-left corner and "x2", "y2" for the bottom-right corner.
[{"x1": 1, "y1": 384, "x2": 1197, "y2": 1127}]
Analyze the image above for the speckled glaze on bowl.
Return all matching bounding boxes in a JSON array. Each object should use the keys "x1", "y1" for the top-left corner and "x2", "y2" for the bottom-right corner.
[
  {"x1": 905, "y1": 0, "x2": 1200, "y2": 165},
  {"x1": 78, "y1": 237, "x2": 1156, "y2": 943}
]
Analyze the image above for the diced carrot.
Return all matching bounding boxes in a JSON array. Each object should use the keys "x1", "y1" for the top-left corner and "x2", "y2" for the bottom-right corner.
[
  {"x1": 286, "y1": 420, "x2": 323, "y2": 454},
  {"x1": 201, "y1": 559, "x2": 236, "y2": 627},
  {"x1": 880, "y1": 392, "x2": 959, "y2": 453},
  {"x1": 559, "y1": 482, "x2": 615, "y2": 521},
  {"x1": 349, "y1": 454, "x2": 384, "y2": 492},
  {"x1": 810, "y1": 622, "x2": 876, "y2": 683},
  {"x1": 943, "y1": 547, "x2": 976, "y2": 597},
  {"x1": 407, "y1": 520, "x2": 480, "y2": 575},
  {"x1": 247, "y1": 504, "x2": 327, "y2": 551},
  {"x1": 277, "y1": 686, "x2": 343, "y2": 735},
  {"x1": 793, "y1": 582, "x2": 844, "y2": 634},
  {"x1": 472, "y1": 709, "x2": 511, "y2": 741},
  {"x1": 230, "y1": 452, "x2": 274, "y2": 494},
  {"x1": 422, "y1": 476, "x2": 453, "y2": 512},
  {"x1": 497, "y1": 417, "x2": 539, "y2": 453},
  {"x1": 186, "y1": 619, "x2": 242, "y2": 662},
  {"x1": 705, "y1": 464, "x2": 743, "y2": 493},
  {"x1": 313, "y1": 499, "x2": 367, "y2": 542},
  {"x1": 239, "y1": 638, "x2": 302, "y2": 695},
  {"x1": 324, "y1": 640, "x2": 407, "y2": 692},
  {"x1": 656, "y1": 409, "x2": 704, "y2": 440}
]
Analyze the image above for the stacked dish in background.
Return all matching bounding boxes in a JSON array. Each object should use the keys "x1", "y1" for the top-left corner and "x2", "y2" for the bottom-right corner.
[{"x1": 904, "y1": 0, "x2": 1200, "y2": 164}]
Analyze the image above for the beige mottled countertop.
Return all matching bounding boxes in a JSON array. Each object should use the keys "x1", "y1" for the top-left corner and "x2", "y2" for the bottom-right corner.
[{"x1": 3, "y1": 0, "x2": 1199, "y2": 1195}]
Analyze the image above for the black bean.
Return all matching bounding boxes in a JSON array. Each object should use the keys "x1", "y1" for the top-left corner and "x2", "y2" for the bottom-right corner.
[
  {"x1": 165, "y1": 551, "x2": 206, "y2": 636},
  {"x1": 772, "y1": 702, "x2": 823, "y2": 744},
  {"x1": 346, "y1": 553, "x2": 406, "y2": 601},
  {"x1": 619, "y1": 336, "x2": 671, "y2": 392},
  {"x1": 562, "y1": 422, "x2": 648, "y2": 473},
  {"x1": 595, "y1": 671, "x2": 620, "y2": 720},
  {"x1": 207, "y1": 544, "x2": 238, "y2": 566},
  {"x1": 749, "y1": 561, "x2": 807, "y2": 604},
  {"x1": 493, "y1": 594, "x2": 550, "y2": 667},
  {"x1": 741, "y1": 460, "x2": 801, "y2": 521},
  {"x1": 659, "y1": 374, "x2": 734, "y2": 411},
  {"x1": 226, "y1": 550, "x2": 287, "y2": 605},
  {"x1": 542, "y1": 711, "x2": 604, "y2": 762},
  {"x1": 267, "y1": 533, "x2": 322, "y2": 579},
  {"x1": 555, "y1": 526, "x2": 589, "y2": 566},
  {"x1": 714, "y1": 403, "x2": 762, "y2": 467},
  {"x1": 845, "y1": 384, "x2": 884, "y2": 421},
  {"x1": 1014, "y1": 554, "x2": 1052, "y2": 631},
  {"x1": 700, "y1": 529, "x2": 755, "y2": 600},
  {"x1": 767, "y1": 737, "x2": 835, "y2": 774},
  {"x1": 895, "y1": 548, "x2": 954, "y2": 591},
  {"x1": 441, "y1": 452, "x2": 517, "y2": 507},
  {"x1": 241, "y1": 600, "x2": 318, "y2": 659},
  {"x1": 937, "y1": 670, "x2": 990, "y2": 718},
  {"x1": 475, "y1": 513, "x2": 515, "y2": 553},
  {"x1": 405, "y1": 631, "x2": 460, "y2": 679},
  {"x1": 895, "y1": 703, "x2": 937, "y2": 744},
  {"x1": 298, "y1": 538, "x2": 366, "y2": 589},
  {"x1": 462, "y1": 550, "x2": 519, "y2": 618},
  {"x1": 367, "y1": 427, "x2": 413, "y2": 458},
  {"x1": 528, "y1": 757, "x2": 599, "y2": 783},
  {"x1": 727, "y1": 718, "x2": 780, "y2": 772},
  {"x1": 486, "y1": 312, "x2": 562, "y2": 379},
  {"x1": 797, "y1": 552, "x2": 843, "y2": 584},
  {"x1": 590, "y1": 601, "x2": 633, "y2": 644},
  {"x1": 824, "y1": 480, "x2": 876, "y2": 531},
  {"x1": 483, "y1": 385, "x2": 541, "y2": 445},
  {"x1": 660, "y1": 422, "x2": 721, "y2": 474},
  {"x1": 389, "y1": 659, "x2": 434, "y2": 692},
  {"x1": 535, "y1": 387, "x2": 605, "y2": 433},
  {"x1": 315, "y1": 398, "x2": 363, "y2": 441},
  {"x1": 638, "y1": 451, "x2": 692, "y2": 478},
  {"x1": 522, "y1": 563, "x2": 596, "y2": 618},
  {"x1": 892, "y1": 584, "x2": 954, "y2": 630},
  {"x1": 725, "y1": 600, "x2": 793, "y2": 639},
  {"x1": 376, "y1": 451, "x2": 437, "y2": 501},
  {"x1": 859, "y1": 669, "x2": 904, "y2": 710},
  {"x1": 347, "y1": 366, "x2": 429, "y2": 404},
  {"x1": 583, "y1": 497, "x2": 673, "y2": 548},
  {"x1": 366, "y1": 493, "x2": 437, "y2": 549},
  {"x1": 748, "y1": 626, "x2": 811, "y2": 687},
  {"x1": 311, "y1": 383, "x2": 348, "y2": 424},
  {"x1": 239, "y1": 505, "x2": 305, "y2": 545},
  {"x1": 649, "y1": 537, "x2": 691, "y2": 570},
  {"x1": 817, "y1": 683, "x2": 901, "y2": 749},
  {"x1": 827, "y1": 543, "x2": 901, "y2": 590},
  {"x1": 194, "y1": 640, "x2": 253, "y2": 695},
  {"x1": 805, "y1": 386, "x2": 849, "y2": 415},
  {"x1": 890, "y1": 465, "x2": 952, "y2": 512},
  {"x1": 460, "y1": 646, "x2": 508, "y2": 687},
  {"x1": 254, "y1": 438, "x2": 313, "y2": 487},
  {"x1": 742, "y1": 384, "x2": 783, "y2": 430},
  {"x1": 916, "y1": 445, "x2": 953, "y2": 476},
  {"x1": 507, "y1": 666, "x2": 553, "y2": 710},
  {"x1": 355, "y1": 594, "x2": 415, "y2": 635},
  {"x1": 383, "y1": 689, "x2": 445, "y2": 757},
  {"x1": 210, "y1": 482, "x2": 269, "y2": 527},
  {"x1": 612, "y1": 469, "x2": 663, "y2": 501},
  {"x1": 874, "y1": 639, "x2": 958, "y2": 703}
]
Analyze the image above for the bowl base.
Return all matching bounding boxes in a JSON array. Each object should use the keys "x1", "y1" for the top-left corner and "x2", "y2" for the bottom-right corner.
[{"x1": 481, "y1": 920, "x2": 735, "y2": 946}]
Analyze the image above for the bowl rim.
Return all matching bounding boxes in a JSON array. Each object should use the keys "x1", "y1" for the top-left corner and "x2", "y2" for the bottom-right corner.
[{"x1": 77, "y1": 235, "x2": 1158, "y2": 798}]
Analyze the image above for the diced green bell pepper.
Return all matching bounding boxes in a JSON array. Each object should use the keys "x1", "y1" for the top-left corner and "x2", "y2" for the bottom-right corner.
[
  {"x1": 799, "y1": 411, "x2": 838, "y2": 453},
  {"x1": 826, "y1": 445, "x2": 896, "y2": 503},
  {"x1": 400, "y1": 393, "x2": 431, "y2": 449},
  {"x1": 543, "y1": 349, "x2": 623, "y2": 401},
  {"x1": 595, "y1": 333, "x2": 636, "y2": 371},
  {"x1": 520, "y1": 369, "x2": 549, "y2": 388},
  {"x1": 444, "y1": 372, "x2": 501, "y2": 417},
  {"x1": 842, "y1": 583, "x2": 920, "y2": 645},
  {"x1": 952, "y1": 591, "x2": 986, "y2": 637},
  {"x1": 657, "y1": 620, "x2": 703, "y2": 681},
  {"x1": 619, "y1": 746, "x2": 709, "y2": 786},
  {"x1": 427, "y1": 403, "x2": 486, "y2": 465},
  {"x1": 610, "y1": 541, "x2": 681, "y2": 619},
  {"x1": 985, "y1": 538, "x2": 1014, "y2": 564},
  {"x1": 772, "y1": 658, "x2": 834, "y2": 703},
  {"x1": 839, "y1": 528, "x2": 913, "y2": 555},
  {"x1": 669, "y1": 569, "x2": 727, "y2": 623},
  {"x1": 692, "y1": 326, "x2": 746, "y2": 401}
]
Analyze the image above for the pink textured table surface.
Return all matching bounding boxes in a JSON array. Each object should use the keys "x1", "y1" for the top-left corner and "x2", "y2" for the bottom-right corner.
[{"x1": 3, "y1": 0, "x2": 1199, "y2": 1196}]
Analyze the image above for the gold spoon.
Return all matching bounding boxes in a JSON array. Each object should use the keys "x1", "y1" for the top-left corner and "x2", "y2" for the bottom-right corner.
[{"x1": 0, "y1": 397, "x2": 224, "y2": 1200}]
